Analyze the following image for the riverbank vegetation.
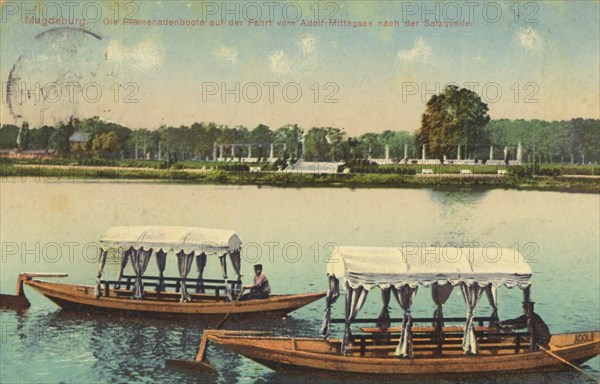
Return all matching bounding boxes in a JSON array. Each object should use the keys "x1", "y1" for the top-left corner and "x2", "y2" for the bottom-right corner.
[{"x1": 1, "y1": 161, "x2": 598, "y2": 193}]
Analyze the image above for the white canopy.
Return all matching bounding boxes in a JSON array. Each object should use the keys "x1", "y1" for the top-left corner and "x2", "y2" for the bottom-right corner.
[
  {"x1": 99, "y1": 226, "x2": 242, "y2": 255},
  {"x1": 327, "y1": 246, "x2": 532, "y2": 289}
]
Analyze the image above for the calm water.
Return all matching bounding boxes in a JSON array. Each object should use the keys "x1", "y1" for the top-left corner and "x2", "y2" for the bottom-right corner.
[{"x1": 1, "y1": 181, "x2": 599, "y2": 384}]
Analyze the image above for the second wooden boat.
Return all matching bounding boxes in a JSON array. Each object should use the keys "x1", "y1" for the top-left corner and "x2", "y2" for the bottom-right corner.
[{"x1": 21, "y1": 226, "x2": 325, "y2": 319}]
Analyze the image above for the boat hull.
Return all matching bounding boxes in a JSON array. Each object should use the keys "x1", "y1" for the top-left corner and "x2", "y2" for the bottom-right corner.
[
  {"x1": 24, "y1": 279, "x2": 325, "y2": 319},
  {"x1": 206, "y1": 331, "x2": 600, "y2": 376}
]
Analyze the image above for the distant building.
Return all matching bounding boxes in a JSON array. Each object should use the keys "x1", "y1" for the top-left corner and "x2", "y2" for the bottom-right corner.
[
  {"x1": 69, "y1": 132, "x2": 90, "y2": 143},
  {"x1": 69, "y1": 132, "x2": 91, "y2": 154}
]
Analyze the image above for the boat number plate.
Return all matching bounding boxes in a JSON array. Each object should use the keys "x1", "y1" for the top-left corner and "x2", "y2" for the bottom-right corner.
[{"x1": 574, "y1": 333, "x2": 595, "y2": 344}]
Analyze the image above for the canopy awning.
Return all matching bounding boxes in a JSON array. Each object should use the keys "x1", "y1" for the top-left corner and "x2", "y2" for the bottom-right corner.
[
  {"x1": 99, "y1": 226, "x2": 242, "y2": 255},
  {"x1": 327, "y1": 246, "x2": 532, "y2": 290}
]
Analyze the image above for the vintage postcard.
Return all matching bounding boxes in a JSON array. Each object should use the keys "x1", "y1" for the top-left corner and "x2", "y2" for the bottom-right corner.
[{"x1": 1, "y1": 1, "x2": 599, "y2": 383}]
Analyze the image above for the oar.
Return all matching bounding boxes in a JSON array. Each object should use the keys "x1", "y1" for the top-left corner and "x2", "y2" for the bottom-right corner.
[
  {"x1": 539, "y1": 346, "x2": 599, "y2": 382},
  {"x1": 166, "y1": 287, "x2": 246, "y2": 374},
  {"x1": 215, "y1": 286, "x2": 246, "y2": 329}
]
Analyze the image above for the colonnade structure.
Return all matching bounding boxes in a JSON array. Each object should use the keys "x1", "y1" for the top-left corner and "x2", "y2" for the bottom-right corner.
[
  {"x1": 212, "y1": 142, "x2": 301, "y2": 163},
  {"x1": 369, "y1": 142, "x2": 523, "y2": 165},
  {"x1": 211, "y1": 140, "x2": 524, "y2": 165}
]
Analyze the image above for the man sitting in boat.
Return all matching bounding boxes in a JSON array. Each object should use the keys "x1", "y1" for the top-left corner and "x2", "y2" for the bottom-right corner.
[
  {"x1": 241, "y1": 264, "x2": 271, "y2": 300},
  {"x1": 500, "y1": 301, "x2": 551, "y2": 351}
]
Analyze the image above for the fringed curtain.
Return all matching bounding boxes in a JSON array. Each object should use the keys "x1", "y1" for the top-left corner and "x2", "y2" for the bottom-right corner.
[
  {"x1": 392, "y1": 285, "x2": 418, "y2": 358},
  {"x1": 342, "y1": 283, "x2": 368, "y2": 355},
  {"x1": 319, "y1": 275, "x2": 340, "y2": 338},
  {"x1": 176, "y1": 250, "x2": 195, "y2": 302},
  {"x1": 376, "y1": 287, "x2": 392, "y2": 329},
  {"x1": 155, "y1": 249, "x2": 167, "y2": 293},
  {"x1": 485, "y1": 285, "x2": 499, "y2": 326},
  {"x1": 219, "y1": 254, "x2": 232, "y2": 301},
  {"x1": 131, "y1": 247, "x2": 153, "y2": 300},
  {"x1": 229, "y1": 250, "x2": 241, "y2": 278},
  {"x1": 195, "y1": 252, "x2": 207, "y2": 294},
  {"x1": 431, "y1": 283, "x2": 453, "y2": 329},
  {"x1": 94, "y1": 249, "x2": 108, "y2": 298},
  {"x1": 229, "y1": 250, "x2": 242, "y2": 295},
  {"x1": 431, "y1": 282, "x2": 453, "y2": 350},
  {"x1": 460, "y1": 282, "x2": 485, "y2": 354},
  {"x1": 114, "y1": 247, "x2": 132, "y2": 289}
]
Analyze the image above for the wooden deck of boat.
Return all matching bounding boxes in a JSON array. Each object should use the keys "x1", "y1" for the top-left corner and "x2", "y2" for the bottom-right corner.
[{"x1": 24, "y1": 279, "x2": 325, "y2": 318}]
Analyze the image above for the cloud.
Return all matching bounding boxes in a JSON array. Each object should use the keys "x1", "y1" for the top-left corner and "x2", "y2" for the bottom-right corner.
[
  {"x1": 299, "y1": 35, "x2": 317, "y2": 55},
  {"x1": 213, "y1": 45, "x2": 239, "y2": 64},
  {"x1": 268, "y1": 35, "x2": 317, "y2": 74},
  {"x1": 106, "y1": 39, "x2": 163, "y2": 70},
  {"x1": 269, "y1": 50, "x2": 292, "y2": 74},
  {"x1": 518, "y1": 27, "x2": 542, "y2": 51},
  {"x1": 397, "y1": 37, "x2": 432, "y2": 63}
]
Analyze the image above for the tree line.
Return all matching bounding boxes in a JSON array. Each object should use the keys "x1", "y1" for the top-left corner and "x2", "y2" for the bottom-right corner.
[{"x1": 1, "y1": 87, "x2": 598, "y2": 164}]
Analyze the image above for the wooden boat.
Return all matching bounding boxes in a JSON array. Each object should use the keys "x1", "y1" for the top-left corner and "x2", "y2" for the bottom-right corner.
[
  {"x1": 21, "y1": 278, "x2": 324, "y2": 318},
  {"x1": 204, "y1": 329, "x2": 600, "y2": 376},
  {"x1": 20, "y1": 226, "x2": 325, "y2": 318},
  {"x1": 174, "y1": 246, "x2": 600, "y2": 378}
]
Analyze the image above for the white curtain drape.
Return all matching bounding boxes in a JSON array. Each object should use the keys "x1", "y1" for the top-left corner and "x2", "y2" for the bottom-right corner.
[
  {"x1": 460, "y1": 282, "x2": 485, "y2": 354},
  {"x1": 131, "y1": 247, "x2": 152, "y2": 300},
  {"x1": 219, "y1": 254, "x2": 232, "y2": 301},
  {"x1": 155, "y1": 249, "x2": 167, "y2": 293},
  {"x1": 114, "y1": 247, "x2": 132, "y2": 290},
  {"x1": 376, "y1": 287, "x2": 392, "y2": 329},
  {"x1": 320, "y1": 275, "x2": 340, "y2": 338},
  {"x1": 485, "y1": 285, "x2": 499, "y2": 325},
  {"x1": 195, "y1": 252, "x2": 207, "y2": 294},
  {"x1": 94, "y1": 249, "x2": 108, "y2": 298},
  {"x1": 432, "y1": 283, "x2": 453, "y2": 328},
  {"x1": 392, "y1": 285, "x2": 418, "y2": 358},
  {"x1": 342, "y1": 283, "x2": 369, "y2": 354},
  {"x1": 176, "y1": 250, "x2": 195, "y2": 302}
]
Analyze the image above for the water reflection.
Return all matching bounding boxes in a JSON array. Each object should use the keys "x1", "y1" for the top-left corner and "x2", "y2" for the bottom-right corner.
[{"x1": 428, "y1": 187, "x2": 490, "y2": 208}]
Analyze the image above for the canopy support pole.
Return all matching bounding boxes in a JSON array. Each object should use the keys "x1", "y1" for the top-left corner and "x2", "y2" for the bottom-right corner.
[
  {"x1": 320, "y1": 275, "x2": 340, "y2": 338},
  {"x1": 376, "y1": 287, "x2": 392, "y2": 329},
  {"x1": 342, "y1": 281, "x2": 353, "y2": 355},
  {"x1": 523, "y1": 286, "x2": 536, "y2": 351},
  {"x1": 219, "y1": 254, "x2": 232, "y2": 301},
  {"x1": 114, "y1": 248, "x2": 131, "y2": 290},
  {"x1": 94, "y1": 249, "x2": 108, "y2": 298},
  {"x1": 196, "y1": 252, "x2": 207, "y2": 294}
]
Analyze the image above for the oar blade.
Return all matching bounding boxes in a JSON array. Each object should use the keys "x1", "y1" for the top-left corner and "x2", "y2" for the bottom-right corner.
[{"x1": 165, "y1": 359, "x2": 217, "y2": 375}]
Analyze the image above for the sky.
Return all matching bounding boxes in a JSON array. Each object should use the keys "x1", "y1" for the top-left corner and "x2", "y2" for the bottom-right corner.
[{"x1": 0, "y1": 0, "x2": 599, "y2": 136}]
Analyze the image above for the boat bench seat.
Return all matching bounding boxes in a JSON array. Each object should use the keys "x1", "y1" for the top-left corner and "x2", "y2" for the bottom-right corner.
[
  {"x1": 360, "y1": 326, "x2": 490, "y2": 333},
  {"x1": 349, "y1": 332, "x2": 531, "y2": 356},
  {"x1": 101, "y1": 277, "x2": 242, "y2": 298}
]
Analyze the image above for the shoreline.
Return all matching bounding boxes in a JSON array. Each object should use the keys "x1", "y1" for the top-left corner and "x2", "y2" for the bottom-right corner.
[{"x1": 1, "y1": 164, "x2": 598, "y2": 194}]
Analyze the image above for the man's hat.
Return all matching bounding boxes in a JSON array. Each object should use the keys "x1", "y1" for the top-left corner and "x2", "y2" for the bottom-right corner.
[{"x1": 254, "y1": 264, "x2": 263, "y2": 270}]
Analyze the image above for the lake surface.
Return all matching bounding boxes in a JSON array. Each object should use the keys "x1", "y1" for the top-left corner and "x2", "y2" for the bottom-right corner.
[{"x1": 1, "y1": 181, "x2": 598, "y2": 384}]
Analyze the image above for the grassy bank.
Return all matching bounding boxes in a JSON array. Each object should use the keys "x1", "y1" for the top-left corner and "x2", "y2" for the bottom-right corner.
[{"x1": 1, "y1": 162, "x2": 598, "y2": 193}]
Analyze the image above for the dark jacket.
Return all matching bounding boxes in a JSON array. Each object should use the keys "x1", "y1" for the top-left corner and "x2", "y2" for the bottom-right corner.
[{"x1": 502, "y1": 312, "x2": 551, "y2": 345}]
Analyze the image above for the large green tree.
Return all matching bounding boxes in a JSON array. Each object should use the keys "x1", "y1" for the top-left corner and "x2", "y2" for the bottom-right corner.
[
  {"x1": 274, "y1": 124, "x2": 303, "y2": 159},
  {"x1": 417, "y1": 85, "x2": 490, "y2": 159},
  {"x1": 92, "y1": 132, "x2": 120, "y2": 158},
  {"x1": 304, "y1": 127, "x2": 330, "y2": 161}
]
